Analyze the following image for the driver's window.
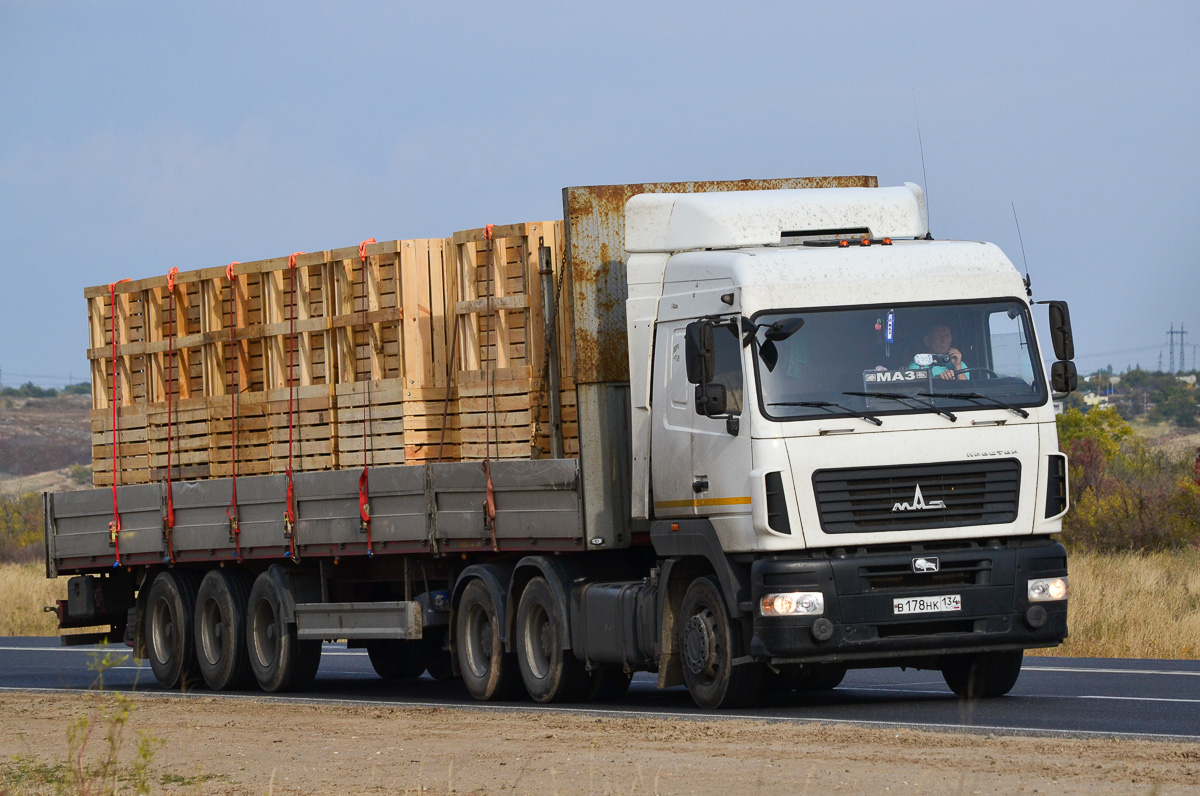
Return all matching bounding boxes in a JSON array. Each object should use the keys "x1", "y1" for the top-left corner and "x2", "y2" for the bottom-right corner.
[
  {"x1": 711, "y1": 323, "x2": 743, "y2": 415},
  {"x1": 988, "y1": 310, "x2": 1035, "y2": 382}
]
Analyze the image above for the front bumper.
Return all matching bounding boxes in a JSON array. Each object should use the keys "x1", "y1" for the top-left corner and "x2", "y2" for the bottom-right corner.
[{"x1": 749, "y1": 538, "x2": 1068, "y2": 664}]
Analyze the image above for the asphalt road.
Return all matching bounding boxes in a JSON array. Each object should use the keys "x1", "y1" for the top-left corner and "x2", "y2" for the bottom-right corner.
[{"x1": 1, "y1": 637, "x2": 1197, "y2": 741}]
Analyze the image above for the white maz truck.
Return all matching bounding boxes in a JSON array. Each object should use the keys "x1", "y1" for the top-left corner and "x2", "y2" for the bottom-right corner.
[{"x1": 45, "y1": 178, "x2": 1075, "y2": 708}]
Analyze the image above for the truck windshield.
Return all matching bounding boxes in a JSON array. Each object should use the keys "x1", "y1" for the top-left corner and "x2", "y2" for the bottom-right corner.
[{"x1": 754, "y1": 299, "x2": 1047, "y2": 421}]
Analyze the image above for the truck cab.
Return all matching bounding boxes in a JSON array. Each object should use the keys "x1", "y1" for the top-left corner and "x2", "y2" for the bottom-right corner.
[{"x1": 623, "y1": 183, "x2": 1071, "y2": 706}]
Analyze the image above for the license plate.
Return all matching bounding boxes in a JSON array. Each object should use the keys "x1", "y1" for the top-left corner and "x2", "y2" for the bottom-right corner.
[{"x1": 893, "y1": 594, "x2": 962, "y2": 615}]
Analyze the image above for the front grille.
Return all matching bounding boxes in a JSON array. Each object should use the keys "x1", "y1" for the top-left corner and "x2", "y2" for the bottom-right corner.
[
  {"x1": 860, "y1": 558, "x2": 991, "y2": 591},
  {"x1": 812, "y1": 459, "x2": 1020, "y2": 534}
]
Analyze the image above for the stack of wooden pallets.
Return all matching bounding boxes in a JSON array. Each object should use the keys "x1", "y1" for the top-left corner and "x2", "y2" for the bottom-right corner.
[{"x1": 87, "y1": 221, "x2": 577, "y2": 487}]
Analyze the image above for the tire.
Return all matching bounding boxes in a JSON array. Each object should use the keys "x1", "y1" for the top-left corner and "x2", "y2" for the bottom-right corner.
[
  {"x1": 194, "y1": 569, "x2": 255, "y2": 691},
  {"x1": 144, "y1": 570, "x2": 203, "y2": 690},
  {"x1": 454, "y1": 578, "x2": 521, "y2": 701},
  {"x1": 367, "y1": 640, "x2": 427, "y2": 680},
  {"x1": 423, "y1": 630, "x2": 456, "y2": 681},
  {"x1": 584, "y1": 666, "x2": 633, "y2": 702},
  {"x1": 679, "y1": 576, "x2": 763, "y2": 709},
  {"x1": 942, "y1": 650, "x2": 1023, "y2": 699},
  {"x1": 246, "y1": 571, "x2": 322, "y2": 692},
  {"x1": 514, "y1": 577, "x2": 589, "y2": 703}
]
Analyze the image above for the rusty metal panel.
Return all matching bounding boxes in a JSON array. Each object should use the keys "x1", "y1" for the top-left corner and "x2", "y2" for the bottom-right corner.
[{"x1": 562, "y1": 177, "x2": 876, "y2": 385}]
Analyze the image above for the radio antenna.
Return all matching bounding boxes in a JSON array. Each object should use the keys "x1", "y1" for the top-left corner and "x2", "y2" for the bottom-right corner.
[
  {"x1": 1011, "y1": 201, "x2": 1032, "y2": 297},
  {"x1": 913, "y1": 88, "x2": 932, "y2": 237}
]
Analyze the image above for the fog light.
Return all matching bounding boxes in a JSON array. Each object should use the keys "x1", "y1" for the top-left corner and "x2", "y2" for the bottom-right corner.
[
  {"x1": 1025, "y1": 604, "x2": 1047, "y2": 628},
  {"x1": 760, "y1": 591, "x2": 825, "y2": 616},
  {"x1": 1028, "y1": 577, "x2": 1069, "y2": 602}
]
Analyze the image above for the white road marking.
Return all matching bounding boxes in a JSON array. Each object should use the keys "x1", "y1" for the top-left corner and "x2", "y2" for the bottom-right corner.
[
  {"x1": 1077, "y1": 695, "x2": 1200, "y2": 705},
  {"x1": 1025, "y1": 665, "x2": 1200, "y2": 677}
]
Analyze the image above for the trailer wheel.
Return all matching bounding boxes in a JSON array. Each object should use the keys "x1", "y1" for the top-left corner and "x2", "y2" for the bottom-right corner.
[
  {"x1": 942, "y1": 650, "x2": 1023, "y2": 699},
  {"x1": 455, "y1": 578, "x2": 520, "y2": 701},
  {"x1": 366, "y1": 640, "x2": 427, "y2": 680},
  {"x1": 195, "y1": 569, "x2": 255, "y2": 691},
  {"x1": 679, "y1": 576, "x2": 763, "y2": 709},
  {"x1": 246, "y1": 572, "x2": 322, "y2": 692},
  {"x1": 584, "y1": 666, "x2": 633, "y2": 702},
  {"x1": 514, "y1": 577, "x2": 588, "y2": 703},
  {"x1": 144, "y1": 570, "x2": 203, "y2": 690}
]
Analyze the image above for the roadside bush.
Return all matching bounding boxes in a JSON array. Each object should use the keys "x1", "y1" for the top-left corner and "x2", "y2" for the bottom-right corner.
[
  {"x1": 1057, "y1": 407, "x2": 1200, "y2": 551},
  {"x1": 0, "y1": 491, "x2": 42, "y2": 563}
]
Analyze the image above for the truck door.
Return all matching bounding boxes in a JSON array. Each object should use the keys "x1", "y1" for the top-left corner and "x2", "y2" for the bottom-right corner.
[
  {"x1": 689, "y1": 321, "x2": 754, "y2": 525},
  {"x1": 650, "y1": 320, "x2": 754, "y2": 522}
]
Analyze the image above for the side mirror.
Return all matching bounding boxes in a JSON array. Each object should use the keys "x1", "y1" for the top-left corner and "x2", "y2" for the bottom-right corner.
[
  {"x1": 1047, "y1": 301, "x2": 1075, "y2": 361},
  {"x1": 684, "y1": 322, "x2": 714, "y2": 384},
  {"x1": 1051, "y1": 360, "x2": 1078, "y2": 394},
  {"x1": 694, "y1": 382, "x2": 728, "y2": 416},
  {"x1": 764, "y1": 317, "x2": 804, "y2": 342}
]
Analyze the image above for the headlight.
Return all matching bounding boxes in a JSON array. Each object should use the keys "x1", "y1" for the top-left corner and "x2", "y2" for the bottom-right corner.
[
  {"x1": 1027, "y1": 577, "x2": 1068, "y2": 602},
  {"x1": 760, "y1": 592, "x2": 824, "y2": 616}
]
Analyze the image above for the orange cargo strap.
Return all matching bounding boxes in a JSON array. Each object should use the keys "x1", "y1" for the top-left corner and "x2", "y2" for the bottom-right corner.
[
  {"x1": 163, "y1": 267, "x2": 179, "y2": 563},
  {"x1": 225, "y1": 262, "x2": 243, "y2": 562},
  {"x1": 284, "y1": 251, "x2": 304, "y2": 561},
  {"x1": 108, "y1": 279, "x2": 130, "y2": 567},
  {"x1": 358, "y1": 238, "x2": 376, "y2": 557}
]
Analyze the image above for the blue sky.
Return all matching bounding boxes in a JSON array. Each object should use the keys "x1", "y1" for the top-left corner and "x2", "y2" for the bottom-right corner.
[{"x1": 1, "y1": 1, "x2": 1197, "y2": 387}]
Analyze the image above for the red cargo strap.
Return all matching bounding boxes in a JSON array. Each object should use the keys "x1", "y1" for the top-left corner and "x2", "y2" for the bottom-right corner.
[
  {"x1": 481, "y1": 459, "x2": 499, "y2": 552},
  {"x1": 163, "y1": 267, "x2": 179, "y2": 563},
  {"x1": 225, "y1": 262, "x2": 243, "y2": 562},
  {"x1": 358, "y1": 239, "x2": 376, "y2": 557},
  {"x1": 109, "y1": 279, "x2": 130, "y2": 567},
  {"x1": 284, "y1": 252, "x2": 304, "y2": 560}
]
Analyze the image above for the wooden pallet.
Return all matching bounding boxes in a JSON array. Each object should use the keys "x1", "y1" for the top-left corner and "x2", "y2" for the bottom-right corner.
[{"x1": 87, "y1": 222, "x2": 577, "y2": 486}]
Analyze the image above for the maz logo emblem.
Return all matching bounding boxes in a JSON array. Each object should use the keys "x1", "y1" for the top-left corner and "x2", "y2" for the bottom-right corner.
[
  {"x1": 892, "y1": 485, "x2": 946, "y2": 512},
  {"x1": 913, "y1": 557, "x2": 939, "y2": 573}
]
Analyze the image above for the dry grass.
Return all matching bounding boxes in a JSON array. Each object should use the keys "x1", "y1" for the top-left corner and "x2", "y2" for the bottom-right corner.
[
  {"x1": 4, "y1": 554, "x2": 1199, "y2": 660},
  {"x1": 0, "y1": 563, "x2": 71, "y2": 636},
  {"x1": 1033, "y1": 548, "x2": 1200, "y2": 659}
]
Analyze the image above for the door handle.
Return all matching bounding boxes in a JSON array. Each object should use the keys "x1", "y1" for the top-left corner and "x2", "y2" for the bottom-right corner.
[{"x1": 692, "y1": 478, "x2": 709, "y2": 494}]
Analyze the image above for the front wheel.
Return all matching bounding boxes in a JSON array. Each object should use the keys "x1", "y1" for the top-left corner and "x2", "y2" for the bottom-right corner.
[
  {"x1": 679, "y1": 576, "x2": 762, "y2": 709},
  {"x1": 246, "y1": 572, "x2": 322, "y2": 692},
  {"x1": 942, "y1": 650, "x2": 1023, "y2": 699}
]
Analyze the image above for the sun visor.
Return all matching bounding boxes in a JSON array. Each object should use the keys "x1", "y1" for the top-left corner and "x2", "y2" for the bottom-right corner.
[{"x1": 625, "y1": 183, "x2": 928, "y2": 253}]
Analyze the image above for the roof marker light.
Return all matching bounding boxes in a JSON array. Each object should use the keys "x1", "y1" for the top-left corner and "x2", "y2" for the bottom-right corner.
[{"x1": 860, "y1": 237, "x2": 871, "y2": 246}]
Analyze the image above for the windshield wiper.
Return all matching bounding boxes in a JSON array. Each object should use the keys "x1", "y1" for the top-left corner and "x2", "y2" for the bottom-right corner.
[
  {"x1": 937, "y1": 392, "x2": 1030, "y2": 419},
  {"x1": 843, "y1": 391, "x2": 957, "y2": 422},
  {"x1": 769, "y1": 400, "x2": 882, "y2": 426}
]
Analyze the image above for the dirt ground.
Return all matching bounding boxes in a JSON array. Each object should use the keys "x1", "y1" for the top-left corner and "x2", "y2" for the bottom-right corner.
[{"x1": 0, "y1": 693, "x2": 1197, "y2": 795}]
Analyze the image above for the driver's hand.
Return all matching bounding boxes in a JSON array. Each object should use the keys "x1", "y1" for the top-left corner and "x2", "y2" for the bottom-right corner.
[
  {"x1": 948, "y1": 347, "x2": 963, "y2": 368},
  {"x1": 938, "y1": 369, "x2": 955, "y2": 380}
]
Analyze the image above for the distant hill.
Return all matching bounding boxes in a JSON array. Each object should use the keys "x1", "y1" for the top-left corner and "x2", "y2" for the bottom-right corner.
[{"x1": 0, "y1": 394, "x2": 91, "y2": 492}]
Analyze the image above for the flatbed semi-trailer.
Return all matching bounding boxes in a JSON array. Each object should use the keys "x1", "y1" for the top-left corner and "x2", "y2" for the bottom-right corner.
[{"x1": 46, "y1": 177, "x2": 1076, "y2": 707}]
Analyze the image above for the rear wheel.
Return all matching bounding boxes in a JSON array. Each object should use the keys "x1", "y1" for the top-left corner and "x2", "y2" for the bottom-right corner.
[
  {"x1": 367, "y1": 640, "x2": 427, "y2": 680},
  {"x1": 246, "y1": 572, "x2": 322, "y2": 692},
  {"x1": 455, "y1": 579, "x2": 520, "y2": 701},
  {"x1": 679, "y1": 576, "x2": 762, "y2": 709},
  {"x1": 145, "y1": 570, "x2": 203, "y2": 690},
  {"x1": 515, "y1": 577, "x2": 588, "y2": 703},
  {"x1": 942, "y1": 650, "x2": 1023, "y2": 699},
  {"x1": 195, "y1": 569, "x2": 255, "y2": 691},
  {"x1": 423, "y1": 630, "x2": 455, "y2": 681}
]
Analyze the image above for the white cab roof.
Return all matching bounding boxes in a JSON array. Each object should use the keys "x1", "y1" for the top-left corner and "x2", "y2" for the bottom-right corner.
[{"x1": 625, "y1": 183, "x2": 928, "y2": 253}]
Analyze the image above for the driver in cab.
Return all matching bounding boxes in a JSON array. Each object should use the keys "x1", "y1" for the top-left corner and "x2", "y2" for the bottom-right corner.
[{"x1": 910, "y1": 325, "x2": 969, "y2": 380}]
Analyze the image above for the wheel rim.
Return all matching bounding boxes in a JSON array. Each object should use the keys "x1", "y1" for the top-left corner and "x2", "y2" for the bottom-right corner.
[
  {"x1": 251, "y1": 597, "x2": 278, "y2": 669},
  {"x1": 149, "y1": 597, "x2": 174, "y2": 665},
  {"x1": 682, "y1": 607, "x2": 721, "y2": 682},
  {"x1": 463, "y1": 603, "x2": 493, "y2": 679},
  {"x1": 521, "y1": 603, "x2": 552, "y2": 681},
  {"x1": 199, "y1": 596, "x2": 224, "y2": 667}
]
